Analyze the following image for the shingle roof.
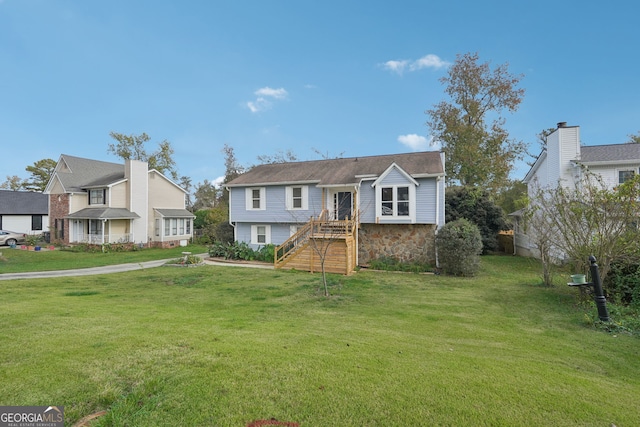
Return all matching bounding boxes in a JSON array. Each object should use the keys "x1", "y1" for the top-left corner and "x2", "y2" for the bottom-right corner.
[
  {"x1": 579, "y1": 144, "x2": 640, "y2": 163},
  {"x1": 227, "y1": 151, "x2": 444, "y2": 187},
  {"x1": 65, "y1": 207, "x2": 140, "y2": 220},
  {"x1": 0, "y1": 190, "x2": 49, "y2": 215},
  {"x1": 154, "y1": 208, "x2": 195, "y2": 218},
  {"x1": 55, "y1": 155, "x2": 124, "y2": 192}
]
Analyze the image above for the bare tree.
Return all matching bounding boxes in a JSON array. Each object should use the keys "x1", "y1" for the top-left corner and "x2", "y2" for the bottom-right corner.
[{"x1": 528, "y1": 172, "x2": 640, "y2": 284}]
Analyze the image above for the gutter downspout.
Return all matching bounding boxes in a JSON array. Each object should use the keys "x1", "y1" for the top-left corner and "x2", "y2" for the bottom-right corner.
[{"x1": 435, "y1": 175, "x2": 442, "y2": 269}]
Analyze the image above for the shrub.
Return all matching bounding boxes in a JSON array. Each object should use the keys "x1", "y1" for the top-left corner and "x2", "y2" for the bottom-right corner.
[
  {"x1": 445, "y1": 186, "x2": 508, "y2": 253},
  {"x1": 209, "y1": 241, "x2": 261, "y2": 261},
  {"x1": 255, "y1": 244, "x2": 275, "y2": 263},
  {"x1": 368, "y1": 256, "x2": 432, "y2": 273},
  {"x1": 436, "y1": 218, "x2": 483, "y2": 276},
  {"x1": 605, "y1": 261, "x2": 640, "y2": 308}
]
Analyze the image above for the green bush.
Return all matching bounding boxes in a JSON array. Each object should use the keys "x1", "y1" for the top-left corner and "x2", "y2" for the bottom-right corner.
[
  {"x1": 368, "y1": 256, "x2": 432, "y2": 273},
  {"x1": 436, "y1": 218, "x2": 483, "y2": 276},
  {"x1": 208, "y1": 241, "x2": 274, "y2": 262},
  {"x1": 605, "y1": 261, "x2": 640, "y2": 308},
  {"x1": 445, "y1": 186, "x2": 508, "y2": 253}
]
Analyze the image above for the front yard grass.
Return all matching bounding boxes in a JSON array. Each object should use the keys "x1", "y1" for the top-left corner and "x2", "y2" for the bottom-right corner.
[
  {"x1": 0, "y1": 244, "x2": 209, "y2": 273},
  {"x1": 0, "y1": 256, "x2": 638, "y2": 426}
]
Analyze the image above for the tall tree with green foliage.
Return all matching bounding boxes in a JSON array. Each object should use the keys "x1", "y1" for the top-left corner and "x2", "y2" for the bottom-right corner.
[
  {"x1": 426, "y1": 52, "x2": 526, "y2": 191},
  {"x1": 23, "y1": 158, "x2": 57, "y2": 192},
  {"x1": 107, "y1": 131, "x2": 179, "y2": 180}
]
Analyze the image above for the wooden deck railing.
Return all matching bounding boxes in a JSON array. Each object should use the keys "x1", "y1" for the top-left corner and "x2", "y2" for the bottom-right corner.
[{"x1": 275, "y1": 210, "x2": 357, "y2": 269}]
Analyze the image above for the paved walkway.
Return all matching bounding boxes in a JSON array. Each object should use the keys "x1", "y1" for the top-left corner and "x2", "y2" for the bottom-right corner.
[{"x1": 0, "y1": 255, "x2": 272, "y2": 281}]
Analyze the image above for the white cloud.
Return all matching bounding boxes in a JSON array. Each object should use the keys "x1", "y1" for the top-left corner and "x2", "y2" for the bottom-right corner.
[
  {"x1": 410, "y1": 54, "x2": 450, "y2": 71},
  {"x1": 398, "y1": 134, "x2": 430, "y2": 151},
  {"x1": 381, "y1": 54, "x2": 449, "y2": 75},
  {"x1": 255, "y1": 86, "x2": 288, "y2": 99},
  {"x1": 247, "y1": 86, "x2": 288, "y2": 113},
  {"x1": 382, "y1": 60, "x2": 410, "y2": 75}
]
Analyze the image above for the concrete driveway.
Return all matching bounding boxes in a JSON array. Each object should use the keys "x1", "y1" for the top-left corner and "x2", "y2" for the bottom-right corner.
[{"x1": 0, "y1": 255, "x2": 272, "y2": 281}]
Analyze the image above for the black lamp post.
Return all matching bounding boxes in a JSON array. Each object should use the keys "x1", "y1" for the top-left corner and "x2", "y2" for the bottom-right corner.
[{"x1": 588, "y1": 255, "x2": 610, "y2": 322}]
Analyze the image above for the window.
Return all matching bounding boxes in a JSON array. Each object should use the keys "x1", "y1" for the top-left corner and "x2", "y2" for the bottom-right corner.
[
  {"x1": 155, "y1": 219, "x2": 160, "y2": 237},
  {"x1": 381, "y1": 186, "x2": 410, "y2": 217},
  {"x1": 286, "y1": 186, "x2": 308, "y2": 210},
  {"x1": 31, "y1": 215, "x2": 43, "y2": 231},
  {"x1": 246, "y1": 187, "x2": 266, "y2": 210},
  {"x1": 251, "y1": 225, "x2": 271, "y2": 245},
  {"x1": 619, "y1": 170, "x2": 636, "y2": 184},
  {"x1": 292, "y1": 187, "x2": 302, "y2": 208},
  {"x1": 89, "y1": 189, "x2": 105, "y2": 205},
  {"x1": 162, "y1": 217, "x2": 193, "y2": 237},
  {"x1": 89, "y1": 219, "x2": 102, "y2": 235}
]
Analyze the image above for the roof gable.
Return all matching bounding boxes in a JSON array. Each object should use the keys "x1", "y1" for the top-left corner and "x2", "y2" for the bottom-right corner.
[
  {"x1": 227, "y1": 151, "x2": 444, "y2": 187},
  {"x1": 371, "y1": 163, "x2": 419, "y2": 187},
  {"x1": 46, "y1": 154, "x2": 125, "y2": 193}
]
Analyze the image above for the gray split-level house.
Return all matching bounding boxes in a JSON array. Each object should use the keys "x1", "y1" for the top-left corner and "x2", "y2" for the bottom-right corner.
[
  {"x1": 513, "y1": 122, "x2": 640, "y2": 257},
  {"x1": 44, "y1": 154, "x2": 194, "y2": 248},
  {"x1": 226, "y1": 151, "x2": 446, "y2": 274}
]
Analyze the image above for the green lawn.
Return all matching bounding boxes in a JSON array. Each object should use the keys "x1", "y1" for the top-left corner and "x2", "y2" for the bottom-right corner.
[
  {"x1": 1, "y1": 256, "x2": 638, "y2": 426},
  {"x1": 0, "y1": 244, "x2": 209, "y2": 273}
]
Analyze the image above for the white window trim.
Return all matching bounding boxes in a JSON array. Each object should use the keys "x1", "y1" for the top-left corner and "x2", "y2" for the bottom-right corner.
[
  {"x1": 245, "y1": 187, "x2": 266, "y2": 210},
  {"x1": 375, "y1": 184, "x2": 416, "y2": 222},
  {"x1": 286, "y1": 185, "x2": 309, "y2": 210},
  {"x1": 251, "y1": 224, "x2": 271, "y2": 245}
]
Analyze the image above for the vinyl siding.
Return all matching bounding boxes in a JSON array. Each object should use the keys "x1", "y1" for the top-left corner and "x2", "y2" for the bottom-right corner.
[
  {"x1": 229, "y1": 185, "x2": 323, "y2": 223},
  {"x1": 110, "y1": 181, "x2": 127, "y2": 207}
]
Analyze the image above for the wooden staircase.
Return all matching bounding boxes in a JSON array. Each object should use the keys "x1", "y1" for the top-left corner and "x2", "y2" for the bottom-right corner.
[{"x1": 275, "y1": 210, "x2": 357, "y2": 275}]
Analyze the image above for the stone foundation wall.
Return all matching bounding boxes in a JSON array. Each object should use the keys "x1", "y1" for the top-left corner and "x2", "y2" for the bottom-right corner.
[{"x1": 358, "y1": 223, "x2": 437, "y2": 266}]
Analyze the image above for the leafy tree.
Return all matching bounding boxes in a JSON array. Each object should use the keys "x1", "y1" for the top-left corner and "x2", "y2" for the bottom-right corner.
[
  {"x1": 23, "y1": 158, "x2": 56, "y2": 192},
  {"x1": 527, "y1": 172, "x2": 640, "y2": 285},
  {"x1": 179, "y1": 176, "x2": 194, "y2": 211},
  {"x1": 0, "y1": 175, "x2": 25, "y2": 191},
  {"x1": 426, "y1": 52, "x2": 526, "y2": 191},
  {"x1": 627, "y1": 131, "x2": 640, "y2": 144},
  {"x1": 445, "y1": 186, "x2": 508, "y2": 253},
  {"x1": 222, "y1": 144, "x2": 244, "y2": 185},
  {"x1": 107, "y1": 132, "x2": 179, "y2": 180},
  {"x1": 193, "y1": 179, "x2": 220, "y2": 211},
  {"x1": 494, "y1": 179, "x2": 528, "y2": 216},
  {"x1": 436, "y1": 218, "x2": 483, "y2": 276}
]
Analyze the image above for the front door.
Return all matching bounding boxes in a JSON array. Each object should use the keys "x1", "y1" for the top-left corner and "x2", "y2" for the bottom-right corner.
[{"x1": 335, "y1": 192, "x2": 352, "y2": 220}]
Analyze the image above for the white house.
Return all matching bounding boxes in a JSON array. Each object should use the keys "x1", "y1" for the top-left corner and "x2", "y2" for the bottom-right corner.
[
  {"x1": 514, "y1": 122, "x2": 640, "y2": 256},
  {"x1": 45, "y1": 154, "x2": 194, "y2": 248},
  {"x1": 0, "y1": 190, "x2": 49, "y2": 236}
]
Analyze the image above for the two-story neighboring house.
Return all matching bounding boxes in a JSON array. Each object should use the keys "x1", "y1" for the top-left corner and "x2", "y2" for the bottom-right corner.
[
  {"x1": 0, "y1": 190, "x2": 49, "y2": 235},
  {"x1": 44, "y1": 154, "x2": 194, "y2": 248},
  {"x1": 226, "y1": 151, "x2": 446, "y2": 274},
  {"x1": 514, "y1": 122, "x2": 640, "y2": 256}
]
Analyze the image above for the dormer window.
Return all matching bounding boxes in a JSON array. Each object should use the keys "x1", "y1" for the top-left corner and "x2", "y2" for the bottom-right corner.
[{"x1": 89, "y1": 189, "x2": 106, "y2": 205}]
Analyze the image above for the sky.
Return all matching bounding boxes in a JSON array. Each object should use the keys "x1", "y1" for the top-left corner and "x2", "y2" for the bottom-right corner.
[{"x1": 2, "y1": 0, "x2": 639, "y2": 188}]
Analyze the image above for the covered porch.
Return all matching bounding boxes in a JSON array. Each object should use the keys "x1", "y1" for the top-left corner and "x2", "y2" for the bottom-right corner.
[{"x1": 65, "y1": 207, "x2": 140, "y2": 245}]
